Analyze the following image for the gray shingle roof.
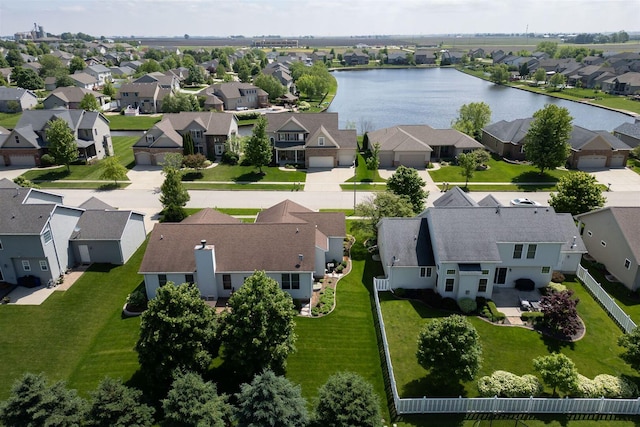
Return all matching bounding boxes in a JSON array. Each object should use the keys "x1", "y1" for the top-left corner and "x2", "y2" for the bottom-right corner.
[
  {"x1": 377, "y1": 217, "x2": 434, "y2": 267},
  {"x1": 70, "y1": 210, "x2": 132, "y2": 240},
  {"x1": 79, "y1": 196, "x2": 115, "y2": 210},
  {"x1": 0, "y1": 188, "x2": 54, "y2": 234},
  {"x1": 614, "y1": 122, "x2": 640, "y2": 140},
  {"x1": 432, "y1": 186, "x2": 478, "y2": 207},
  {"x1": 0, "y1": 87, "x2": 35, "y2": 101},
  {"x1": 368, "y1": 125, "x2": 483, "y2": 152}
]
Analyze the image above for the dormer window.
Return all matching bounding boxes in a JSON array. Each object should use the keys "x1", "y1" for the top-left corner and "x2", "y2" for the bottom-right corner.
[
  {"x1": 14, "y1": 136, "x2": 19, "y2": 144},
  {"x1": 146, "y1": 135, "x2": 154, "y2": 144},
  {"x1": 318, "y1": 137, "x2": 325, "y2": 146}
]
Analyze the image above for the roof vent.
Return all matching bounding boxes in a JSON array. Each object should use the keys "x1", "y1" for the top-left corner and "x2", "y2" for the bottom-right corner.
[
  {"x1": 160, "y1": 234, "x2": 164, "y2": 240},
  {"x1": 200, "y1": 239, "x2": 206, "y2": 248},
  {"x1": 571, "y1": 235, "x2": 577, "y2": 249},
  {"x1": 495, "y1": 206, "x2": 501, "y2": 214}
]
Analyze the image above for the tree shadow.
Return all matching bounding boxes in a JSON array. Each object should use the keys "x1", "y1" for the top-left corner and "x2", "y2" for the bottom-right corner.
[
  {"x1": 402, "y1": 372, "x2": 467, "y2": 398},
  {"x1": 537, "y1": 327, "x2": 576, "y2": 353},
  {"x1": 512, "y1": 171, "x2": 558, "y2": 183},
  {"x1": 207, "y1": 359, "x2": 245, "y2": 396},
  {"x1": 232, "y1": 171, "x2": 265, "y2": 182},
  {"x1": 97, "y1": 183, "x2": 121, "y2": 191},
  {"x1": 182, "y1": 171, "x2": 204, "y2": 181},
  {"x1": 31, "y1": 168, "x2": 70, "y2": 181}
]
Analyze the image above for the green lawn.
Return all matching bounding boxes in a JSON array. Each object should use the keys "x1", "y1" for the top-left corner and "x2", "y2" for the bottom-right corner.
[
  {"x1": 0, "y1": 112, "x2": 22, "y2": 129},
  {"x1": 184, "y1": 164, "x2": 306, "y2": 183},
  {"x1": 429, "y1": 156, "x2": 571, "y2": 184},
  {"x1": 0, "y1": 242, "x2": 147, "y2": 400},
  {"x1": 448, "y1": 183, "x2": 558, "y2": 192},
  {"x1": 105, "y1": 114, "x2": 162, "y2": 130},
  {"x1": 182, "y1": 183, "x2": 303, "y2": 191},
  {"x1": 340, "y1": 183, "x2": 387, "y2": 191},
  {"x1": 344, "y1": 152, "x2": 385, "y2": 183},
  {"x1": 628, "y1": 158, "x2": 640, "y2": 175}
]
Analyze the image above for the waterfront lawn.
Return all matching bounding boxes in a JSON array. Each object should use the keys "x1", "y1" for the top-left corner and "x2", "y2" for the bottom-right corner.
[
  {"x1": 106, "y1": 114, "x2": 162, "y2": 130},
  {"x1": 0, "y1": 112, "x2": 22, "y2": 129},
  {"x1": 0, "y1": 243, "x2": 147, "y2": 399},
  {"x1": 380, "y1": 279, "x2": 633, "y2": 400},
  {"x1": 429, "y1": 155, "x2": 570, "y2": 185},
  {"x1": 183, "y1": 164, "x2": 306, "y2": 183}
]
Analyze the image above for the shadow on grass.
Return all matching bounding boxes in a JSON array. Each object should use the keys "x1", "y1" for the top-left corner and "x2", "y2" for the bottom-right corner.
[
  {"x1": 29, "y1": 168, "x2": 70, "y2": 181},
  {"x1": 403, "y1": 372, "x2": 467, "y2": 398},
  {"x1": 97, "y1": 183, "x2": 122, "y2": 191},
  {"x1": 538, "y1": 328, "x2": 576, "y2": 353},
  {"x1": 232, "y1": 171, "x2": 266, "y2": 182},
  {"x1": 512, "y1": 171, "x2": 558, "y2": 183},
  {"x1": 181, "y1": 171, "x2": 204, "y2": 181},
  {"x1": 86, "y1": 263, "x2": 119, "y2": 273}
]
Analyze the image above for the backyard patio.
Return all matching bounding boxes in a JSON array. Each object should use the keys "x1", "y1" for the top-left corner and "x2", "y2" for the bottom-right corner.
[{"x1": 490, "y1": 286, "x2": 543, "y2": 326}]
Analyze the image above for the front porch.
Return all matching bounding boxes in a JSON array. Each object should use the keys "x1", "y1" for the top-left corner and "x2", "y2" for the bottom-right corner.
[{"x1": 274, "y1": 147, "x2": 305, "y2": 166}]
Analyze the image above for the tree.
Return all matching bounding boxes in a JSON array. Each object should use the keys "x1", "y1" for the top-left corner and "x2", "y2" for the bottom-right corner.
[
  {"x1": 354, "y1": 192, "x2": 414, "y2": 238},
  {"x1": 55, "y1": 74, "x2": 75, "y2": 88},
  {"x1": 160, "y1": 167, "x2": 190, "y2": 222},
  {"x1": 489, "y1": 64, "x2": 509, "y2": 84},
  {"x1": 244, "y1": 115, "x2": 272, "y2": 174},
  {"x1": 100, "y1": 156, "x2": 128, "y2": 185},
  {"x1": 162, "y1": 152, "x2": 184, "y2": 172},
  {"x1": 524, "y1": 104, "x2": 573, "y2": 174},
  {"x1": 162, "y1": 92, "x2": 200, "y2": 113},
  {"x1": 86, "y1": 377, "x2": 154, "y2": 427},
  {"x1": 451, "y1": 102, "x2": 492, "y2": 141},
  {"x1": 136, "y1": 283, "x2": 218, "y2": 394},
  {"x1": 0, "y1": 372, "x2": 87, "y2": 427},
  {"x1": 533, "y1": 353, "x2": 579, "y2": 396},
  {"x1": 539, "y1": 289, "x2": 581, "y2": 338},
  {"x1": 162, "y1": 371, "x2": 230, "y2": 427},
  {"x1": 13, "y1": 67, "x2": 44, "y2": 90},
  {"x1": 416, "y1": 315, "x2": 482, "y2": 382},
  {"x1": 549, "y1": 171, "x2": 605, "y2": 215},
  {"x1": 102, "y1": 81, "x2": 116, "y2": 97},
  {"x1": 79, "y1": 93, "x2": 100, "y2": 111},
  {"x1": 46, "y1": 117, "x2": 78, "y2": 172},
  {"x1": 253, "y1": 73, "x2": 286, "y2": 101},
  {"x1": 185, "y1": 64, "x2": 206, "y2": 86},
  {"x1": 5, "y1": 49, "x2": 24, "y2": 67},
  {"x1": 69, "y1": 56, "x2": 86, "y2": 74},
  {"x1": 38, "y1": 54, "x2": 66, "y2": 78},
  {"x1": 457, "y1": 151, "x2": 477, "y2": 187},
  {"x1": 536, "y1": 41, "x2": 558, "y2": 58},
  {"x1": 533, "y1": 68, "x2": 547, "y2": 85},
  {"x1": 182, "y1": 154, "x2": 207, "y2": 171},
  {"x1": 313, "y1": 371, "x2": 382, "y2": 427},
  {"x1": 218, "y1": 271, "x2": 297, "y2": 378},
  {"x1": 618, "y1": 327, "x2": 640, "y2": 373},
  {"x1": 182, "y1": 132, "x2": 195, "y2": 156},
  {"x1": 386, "y1": 165, "x2": 427, "y2": 213},
  {"x1": 235, "y1": 370, "x2": 309, "y2": 427},
  {"x1": 549, "y1": 72, "x2": 566, "y2": 91},
  {"x1": 366, "y1": 142, "x2": 380, "y2": 170}
]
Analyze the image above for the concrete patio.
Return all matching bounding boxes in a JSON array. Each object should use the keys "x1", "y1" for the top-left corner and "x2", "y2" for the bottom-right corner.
[
  {"x1": 3, "y1": 265, "x2": 89, "y2": 305},
  {"x1": 491, "y1": 287, "x2": 544, "y2": 326}
]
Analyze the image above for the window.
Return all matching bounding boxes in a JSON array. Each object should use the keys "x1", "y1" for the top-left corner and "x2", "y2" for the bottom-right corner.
[
  {"x1": 146, "y1": 135, "x2": 154, "y2": 144},
  {"x1": 446, "y1": 269, "x2": 456, "y2": 275},
  {"x1": 22, "y1": 260, "x2": 31, "y2": 272},
  {"x1": 191, "y1": 130, "x2": 203, "y2": 139},
  {"x1": 39, "y1": 260, "x2": 48, "y2": 271},
  {"x1": 526, "y1": 244, "x2": 537, "y2": 259},
  {"x1": 185, "y1": 274, "x2": 194, "y2": 284},
  {"x1": 0, "y1": 239, "x2": 3, "y2": 250},
  {"x1": 587, "y1": 230, "x2": 593, "y2": 237},
  {"x1": 158, "y1": 274, "x2": 167, "y2": 286},
  {"x1": 223, "y1": 274, "x2": 232, "y2": 290},
  {"x1": 445, "y1": 278, "x2": 454, "y2": 292},
  {"x1": 282, "y1": 273, "x2": 300, "y2": 290},
  {"x1": 318, "y1": 136, "x2": 325, "y2": 146},
  {"x1": 43, "y1": 227, "x2": 52, "y2": 244},
  {"x1": 478, "y1": 279, "x2": 488, "y2": 292},
  {"x1": 513, "y1": 244, "x2": 523, "y2": 259},
  {"x1": 14, "y1": 135, "x2": 20, "y2": 144},
  {"x1": 601, "y1": 240, "x2": 607, "y2": 247},
  {"x1": 625, "y1": 259, "x2": 631, "y2": 270},
  {"x1": 542, "y1": 266, "x2": 551, "y2": 274},
  {"x1": 419, "y1": 267, "x2": 432, "y2": 278},
  {"x1": 482, "y1": 270, "x2": 489, "y2": 275}
]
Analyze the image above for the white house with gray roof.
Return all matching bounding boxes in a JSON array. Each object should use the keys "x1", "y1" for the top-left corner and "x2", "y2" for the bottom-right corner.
[
  {"x1": 376, "y1": 189, "x2": 586, "y2": 300},
  {"x1": 0, "y1": 87, "x2": 38, "y2": 113}
]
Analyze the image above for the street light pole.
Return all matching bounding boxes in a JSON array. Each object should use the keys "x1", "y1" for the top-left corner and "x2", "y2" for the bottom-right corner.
[{"x1": 352, "y1": 159, "x2": 357, "y2": 214}]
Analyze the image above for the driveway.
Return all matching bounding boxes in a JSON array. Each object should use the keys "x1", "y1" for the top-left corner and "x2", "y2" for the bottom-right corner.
[
  {"x1": 126, "y1": 165, "x2": 164, "y2": 190},
  {"x1": 0, "y1": 166, "x2": 32, "y2": 181},
  {"x1": 589, "y1": 168, "x2": 640, "y2": 192},
  {"x1": 305, "y1": 167, "x2": 357, "y2": 192}
]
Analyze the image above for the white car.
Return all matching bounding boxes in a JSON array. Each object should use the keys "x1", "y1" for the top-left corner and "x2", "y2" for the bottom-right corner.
[{"x1": 510, "y1": 198, "x2": 541, "y2": 206}]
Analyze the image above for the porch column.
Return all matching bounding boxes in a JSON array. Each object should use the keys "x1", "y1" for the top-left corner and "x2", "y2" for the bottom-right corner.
[{"x1": 294, "y1": 150, "x2": 298, "y2": 163}]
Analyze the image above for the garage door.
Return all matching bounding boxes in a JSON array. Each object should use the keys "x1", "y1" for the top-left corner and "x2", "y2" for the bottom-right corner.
[
  {"x1": 154, "y1": 153, "x2": 166, "y2": 166},
  {"x1": 134, "y1": 151, "x2": 152, "y2": 165},
  {"x1": 338, "y1": 154, "x2": 354, "y2": 166},
  {"x1": 577, "y1": 155, "x2": 606, "y2": 170},
  {"x1": 308, "y1": 156, "x2": 334, "y2": 168},
  {"x1": 610, "y1": 155, "x2": 626, "y2": 168},
  {"x1": 398, "y1": 154, "x2": 425, "y2": 169},
  {"x1": 9, "y1": 155, "x2": 36, "y2": 166},
  {"x1": 378, "y1": 152, "x2": 394, "y2": 168}
]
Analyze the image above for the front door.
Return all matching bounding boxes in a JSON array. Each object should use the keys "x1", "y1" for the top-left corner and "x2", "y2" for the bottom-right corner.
[
  {"x1": 79, "y1": 245, "x2": 91, "y2": 264},
  {"x1": 494, "y1": 268, "x2": 507, "y2": 285}
]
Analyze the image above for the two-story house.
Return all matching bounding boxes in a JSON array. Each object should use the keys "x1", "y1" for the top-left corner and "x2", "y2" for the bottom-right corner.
[
  {"x1": 198, "y1": 82, "x2": 269, "y2": 111},
  {"x1": 0, "y1": 87, "x2": 38, "y2": 112},
  {"x1": 342, "y1": 50, "x2": 370, "y2": 65},
  {"x1": 117, "y1": 82, "x2": 173, "y2": 114},
  {"x1": 0, "y1": 110, "x2": 113, "y2": 166},
  {"x1": 83, "y1": 64, "x2": 111, "y2": 87},
  {"x1": 43, "y1": 87, "x2": 108, "y2": 110}
]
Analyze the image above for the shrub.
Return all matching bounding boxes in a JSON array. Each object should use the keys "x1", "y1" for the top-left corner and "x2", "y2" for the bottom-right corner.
[
  {"x1": 239, "y1": 156, "x2": 252, "y2": 166},
  {"x1": 486, "y1": 301, "x2": 506, "y2": 322},
  {"x1": 551, "y1": 271, "x2": 565, "y2": 283},
  {"x1": 546, "y1": 282, "x2": 567, "y2": 293},
  {"x1": 335, "y1": 264, "x2": 344, "y2": 273},
  {"x1": 221, "y1": 150, "x2": 239, "y2": 165},
  {"x1": 298, "y1": 101, "x2": 310, "y2": 111},
  {"x1": 478, "y1": 370, "x2": 543, "y2": 397},
  {"x1": 457, "y1": 298, "x2": 477, "y2": 314},
  {"x1": 126, "y1": 288, "x2": 148, "y2": 311},
  {"x1": 576, "y1": 374, "x2": 639, "y2": 398},
  {"x1": 40, "y1": 153, "x2": 56, "y2": 167},
  {"x1": 440, "y1": 297, "x2": 459, "y2": 312},
  {"x1": 576, "y1": 374, "x2": 600, "y2": 398},
  {"x1": 520, "y1": 311, "x2": 544, "y2": 323}
]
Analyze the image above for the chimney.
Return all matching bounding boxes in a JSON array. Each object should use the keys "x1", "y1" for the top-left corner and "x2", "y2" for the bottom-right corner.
[{"x1": 194, "y1": 240, "x2": 217, "y2": 299}]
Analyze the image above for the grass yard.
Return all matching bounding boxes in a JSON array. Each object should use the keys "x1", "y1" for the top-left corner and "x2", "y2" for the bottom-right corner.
[
  {"x1": 0, "y1": 242, "x2": 147, "y2": 400},
  {"x1": 447, "y1": 183, "x2": 558, "y2": 192},
  {"x1": 184, "y1": 164, "x2": 306, "y2": 183},
  {"x1": 105, "y1": 114, "x2": 162, "y2": 130},
  {"x1": 429, "y1": 155, "x2": 570, "y2": 185},
  {"x1": 0, "y1": 112, "x2": 22, "y2": 129},
  {"x1": 628, "y1": 158, "x2": 640, "y2": 175},
  {"x1": 182, "y1": 183, "x2": 303, "y2": 191},
  {"x1": 340, "y1": 183, "x2": 386, "y2": 191},
  {"x1": 344, "y1": 152, "x2": 385, "y2": 183}
]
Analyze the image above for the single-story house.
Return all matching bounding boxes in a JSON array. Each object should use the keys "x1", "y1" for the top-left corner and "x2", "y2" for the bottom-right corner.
[
  {"x1": 43, "y1": 87, "x2": 108, "y2": 110},
  {"x1": 0, "y1": 87, "x2": 38, "y2": 112},
  {"x1": 613, "y1": 119, "x2": 640, "y2": 148},
  {"x1": 266, "y1": 112, "x2": 357, "y2": 168},
  {"x1": 367, "y1": 125, "x2": 484, "y2": 168},
  {"x1": 139, "y1": 200, "x2": 345, "y2": 301},
  {"x1": 575, "y1": 207, "x2": 640, "y2": 292},
  {"x1": 376, "y1": 188, "x2": 586, "y2": 300}
]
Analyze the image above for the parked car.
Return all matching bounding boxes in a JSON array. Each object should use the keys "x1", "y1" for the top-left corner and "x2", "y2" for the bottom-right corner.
[{"x1": 510, "y1": 198, "x2": 541, "y2": 206}]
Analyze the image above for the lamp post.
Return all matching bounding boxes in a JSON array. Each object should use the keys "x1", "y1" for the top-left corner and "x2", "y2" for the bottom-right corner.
[{"x1": 352, "y1": 159, "x2": 357, "y2": 214}]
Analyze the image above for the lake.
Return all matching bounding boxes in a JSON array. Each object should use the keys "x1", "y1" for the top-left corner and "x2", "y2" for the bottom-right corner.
[{"x1": 327, "y1": 68, "x2": 634, "y2": 132}]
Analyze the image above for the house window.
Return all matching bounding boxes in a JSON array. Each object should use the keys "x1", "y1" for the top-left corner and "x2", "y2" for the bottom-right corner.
[
  {"x1": 587, "y1": 230, "x2": 592, "y2": 237},
  {"x1": 625, "y1": 259, "x2": 631, "y2": 270},
  {"x1": 419, "y1": 267, "x2": 432, "y2": 278},
  {"x1": 14, "y1": 135, "x2": 19, "y2": 144},
  {"x1": 282, "y1": 273, "x2": 300, "y2": 290},
  {"x1": 22, "y1": 260, "x2": 31, "y2": 272},
  {"x1": 526, "y1": 244, "x2": 537, "y2": 259},
  {"x1": 318, "y1": 137, "x2": 325, "y2": 146},
  {"x1": 445, "y1": 278, "x2": 454, "y2": 292},
  {"x1": 482, "y1": 270, "x2": 489, "y2": 275},
  {"x1": 158, "y1": 274, "x2": 167, "y2": 286},
  {"x1": 43, "y1": 227, "x2": 52, "y2": 244},
  {"x1": 601, "y1": 240, "x2": 607, "y2": 247},
  {"x1": 39, "y1": 260, "x2": 48, "y2": 271},
  {"x1": 478, "y1": 279, "x2": 488, "y2": 292},
  {"x1": 0, "y1": 239, "x2": 3, "y2": 250},
  {"x1": 191, "y1": 130, "x2": 203, "y2": 139},
  {"x1": 146, "y1": 135, "x2": 154, "y2": 144},
  {"x1": 223, "y1": 274, "x2": 232, "y2": 290},
  {"x1": 185, "y1": 274, "x2": 194, "y2": 284},
  {"x1": 513, "y1": 244, "x2": 523, "y2": 259},
  {"x1": 542, "y1": 266, "x2": 551, "y2": 274},
  {"x1": 446, "y1": 269, "x2": 456, "y2": 275}
]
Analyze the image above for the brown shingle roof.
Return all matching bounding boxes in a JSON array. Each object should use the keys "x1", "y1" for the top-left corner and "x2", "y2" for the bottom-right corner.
[{"x1": 181, "y1": 208, "x2": 242, "y2": 224}]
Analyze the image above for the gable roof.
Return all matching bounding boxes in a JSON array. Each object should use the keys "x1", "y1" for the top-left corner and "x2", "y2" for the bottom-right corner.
[
  {"x1": 180, "y1": 208, "x2": 242, "y2": 224},
  {"x1": 614, "y1": 121, "x2": 640, "y2": 141},
  {"x1": 70, "y1": 210, "x2": 132, "y2": 240},
  {"x1": 432, "y1": 186, "x2": 478, "y2": 207},
  {"x1": 575, "y1": 207, "x2": 640, "y2": 262},
  {"x1": 0, "y1": 188, "x2": 56, "y2": 234},
  {"x1": 377, "y1": 217, "x2": 435, "y2": 268},
  {"x1": 368, "y1": 125, "x2": 483, "y2": 152},
  {"x1": 0, "y1": 87, "x2": 36, "y2": 101},
  {"x1": 78, "y1": 196, "x2": 115, "y2": 210},
  {"x1": 45, "y1": 87, "x2": 104, "y2": 104}
]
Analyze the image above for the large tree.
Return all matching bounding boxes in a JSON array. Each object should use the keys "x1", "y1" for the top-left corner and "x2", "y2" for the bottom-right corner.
[
  {"x1": 46, "y1": 117, "x2": 78, "y2": 172},
  {"x1": 549, "y1": 72, "x2": 566, "y2": 91},
  {"x1": 539, "y1": 289, "x2": 581, "y2": 338},
  {"x1": 489, "y1": 64, "x2": 510, "y2": 84},
  {"x1": 100, "y1": 156, "x2": 128, "y2": 186},
  {"x1": 313, "y1": 371, "x2": 382, "y2": 427},
  {"x1": 451, "y1": 102, "x2": 491, "y2": 141},
  {"x1": 136, "y1": 283, "x2": 218, "y2": 394},
  {"x1": 162, "y1": 371, "x2": 230, "y2": 427},
  {"x1": 416, "y1": 315, "x2": 482, "y2": 382},
  {"x1": 235, "y1": 370, "x2": 309, "y2": 427},
  {"x1": 524, "y1": 104, "x2": 573, "y2": 174},
  {"x1": 79, "y1": 93, "x2": 101, "y2": 111},
  {"x1": 549, "y1": 171, "x2": 605, "y2": 216},
  {"x1": 12, "y1": 67, "x2": 45, "y2": 90},
  {"x1": 160, "y1": 167, "x2": 190, "y2": 222},
  {"x1": 386, "y1": 165, "x2": 427, "y2": 214},
  {"x1": 69, "y1": 56, "x2": 87, "y2": 74},
  {"x1": 354, "y1": 192, "x2": 414, "y2": 238},
  {"x1": 218, "y1": 271, "x2": 297, "y2": 378},
  {"x1": 253, "y1": 73, "x2": 286, "y2": 101},
  {"x1": 619, "y1": 327, "x2": 640, "y2": 374},
  {"x1": 244, "y1": 115, "x2": 272, "y2": 174},
  {"x1": 533, "y1": 68, "x2": 547, "y2": 85},
  {"x1": 533, "y1": 353, "x2": 579, "y2": 396},
  {"x1": 86, "y1": 377, "x2": 154, "y2": 427},
  {"x1": 457, "y1": 151, "x2": 477, "y2": 187}
]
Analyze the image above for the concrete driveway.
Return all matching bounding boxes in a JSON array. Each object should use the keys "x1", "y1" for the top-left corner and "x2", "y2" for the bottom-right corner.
[
  {"x1": 589, "y1": 168, "x2": 640, "y2": 192},
  {"x1": 126, "y1": 165, "x2": 164, "y2": 190},
  {"x1": 0, "y1": 166, "x2": 33, "y2": 181},
  {"x1": 305, "y1": 167, "x2": 357, "y2": 192}
]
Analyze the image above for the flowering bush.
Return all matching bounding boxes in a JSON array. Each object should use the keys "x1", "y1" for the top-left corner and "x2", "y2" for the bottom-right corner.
[
  {"x1": 575, "y1": 374, "x2": 638, "y2": 398},
  {"x1": 477, "y1": 370, "x2": 543, "y2": 397}
]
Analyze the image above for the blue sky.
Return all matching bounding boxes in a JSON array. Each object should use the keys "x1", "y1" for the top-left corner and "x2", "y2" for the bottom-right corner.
[{"x1": 0, "y1": 0, "x2": 638, "y2": 38}]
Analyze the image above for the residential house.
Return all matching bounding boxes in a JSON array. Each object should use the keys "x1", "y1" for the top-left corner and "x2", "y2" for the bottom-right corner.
[
  {"x1": 0, "y1": 185, "x2": 146, "y2": 290},
  {"x1": 262, "y1": 63, "x2": 295, "y2": 94},
  {"x1": 117, "y1": 82, "x2": 174, "y2": 114},
  {"x1": 481, "y1": 118, "x2": 631, "y2": 169},
  {"x1": 601, "y1": 72, "x2": 640, "y2": 95},
  {"x1": 198, "y1": 82, "x2": 268, "y2": 111},
  {"x1": 386, "y1": 52, "x2": 409, "y2": 65},
  {"x1": 109, "y1": 66, "x2": 135, "y2": 78},
  {"x1": 132, "y1": 111, "x2": 239, "y2": 164},
  {"x1": 139, "y1": 200, "x2": 345, "y2": 301},
  {"x1": 120, "y1": 60, "x2": 143, "y2": 70},
  {"x1": 414, "y1": 49, "x2": 436, "y2": 65},
  {"x1": 266, "y1": 112, "x2": 357, "y2": 168},
  {"x1": 43, "y1": 87, "x2": 108, "y2": 110},
  {"x1": 566, "y1": 65, "x2": 612, "y2": 88},
  {"x1": 575, "y1": 207, "x2": 640, "y2": 292},
  {"x1": 310, "y1": 51, "x2": 333, "y2": 63},
  {"x1": 613, "y1": 119, "x2": 640, "y2": 148},
  {"x1": 134, "y1": 72, "x2": 180, "y2": 92},
  {"x1": 69, "y1": 72, "x2": 98, "y2": 90},
  {"x1": 44, "y1": 76, "x2": 57, "y2": 91},
  {"x1": 0, "y1": 68, "x2": 12, "y2": 84},
  {"x1": 83, "y1": 64, "x2": 111, "y2": 86},
  {"x1": 0, "y1": 87, "x2": 38, "y2": 112},
  {"x1": 440, "y1": 51, "x2": 465, "y2": 65},
  {"x1": 367, "y1": 125, "x2": 484, "y2": 168},
  {"x1": 0, "y1": 109, "x2": 113, "y2": 166},
  {"x1": 469, "y1": 48, "x2": 485, "y2": 59},
  {"x1": 376, "y1": 189, "x2": 586, "y2": 300},
  {"x1": 343, "y1": 50, "x2": 369, "y2": 65}
]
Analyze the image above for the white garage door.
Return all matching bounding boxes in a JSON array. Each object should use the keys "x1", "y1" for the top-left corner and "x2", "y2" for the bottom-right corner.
[
  {"x1": 9, "y1": 155, "x2": 36, "y2": 166},
  {"x1": 134, "y1": 151, "x2": 152, "y2": 165},
  {"x1": 577, "y1": 155, "x2": 606, "y2": 170},
  {"x1": 308, "y1": 156, "x2": 334, "y2": 168},
  {"x1": 338, "y1": 154, "x2": 354, "y2": 166},
  {"x1": 398, "y1": 154, "x2": 425, "y2": 169},
  {"x1": 610, "y1": 155, "x2": 626, "y2": 168},
  {"x1": 154, "y1": 153, "x2": 166, "y2": 166}
]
